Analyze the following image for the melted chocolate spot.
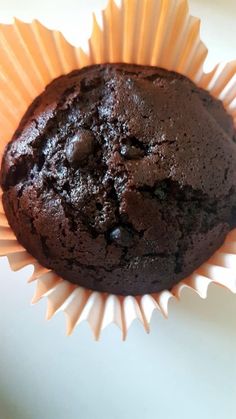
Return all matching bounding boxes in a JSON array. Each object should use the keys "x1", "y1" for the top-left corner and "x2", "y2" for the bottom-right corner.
[
  {"x1": 120, "y1": 145, "x2": 144, "y2": 159},
  {"x1": 66, "y1": 129, "x2": 94, "y2": 167},
  {"x1": 109, "y1": 226, "x2": 134, "y2": 247}
]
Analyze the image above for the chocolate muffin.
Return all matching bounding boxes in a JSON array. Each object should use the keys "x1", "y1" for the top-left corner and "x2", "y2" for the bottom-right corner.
[{"x1": 1, "y1": 64, "x2": 236, "y2": 295}]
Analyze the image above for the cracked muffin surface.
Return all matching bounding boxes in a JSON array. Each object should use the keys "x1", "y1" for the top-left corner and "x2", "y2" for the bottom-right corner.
[{"x1": 1, "y1": 63, "x2": 236, "y2": 295}]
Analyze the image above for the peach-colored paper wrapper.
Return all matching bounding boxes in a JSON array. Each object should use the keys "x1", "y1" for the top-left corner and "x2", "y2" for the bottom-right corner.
[{"x1": 1, "y1": 0, "x2": 236, "y2": 339}]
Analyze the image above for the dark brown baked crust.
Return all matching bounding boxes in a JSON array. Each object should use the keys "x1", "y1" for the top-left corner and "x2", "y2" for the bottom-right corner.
[{"x1": 1, "y1": 63, "x2": 236, "y2": 295}]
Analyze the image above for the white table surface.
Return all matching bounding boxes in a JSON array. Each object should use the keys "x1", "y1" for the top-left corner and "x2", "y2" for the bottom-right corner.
[{"x1": 0, "y1": 1, "x2": 236, "y2": 418}]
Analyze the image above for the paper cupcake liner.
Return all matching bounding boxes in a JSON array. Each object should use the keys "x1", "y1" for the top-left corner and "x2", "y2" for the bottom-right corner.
[{"x1": 1, "y1": 0, "x2": 236, "y2": 339}]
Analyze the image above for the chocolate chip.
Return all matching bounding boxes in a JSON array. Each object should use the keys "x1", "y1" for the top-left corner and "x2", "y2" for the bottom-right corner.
[
  {"x1": 66, "y1": 129, "x2": 94, "y2": 167},
  {"x1": 120, "y1": 145, "x2": 144, "y2": 160},
  {"x1": 109, "y1": 226, "x2": 134, "y2": 247},
  {"x1": 154, "y1": 187, "x2": 167, "y2": 200},
  {"x1": 154, "y1": 181, "x2": 168, "y2": 200}
]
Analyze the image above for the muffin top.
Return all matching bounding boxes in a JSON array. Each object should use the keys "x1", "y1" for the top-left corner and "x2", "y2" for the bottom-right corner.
[{"x1": 1, "y1": 63, "x2": 236, "y2": 295}]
